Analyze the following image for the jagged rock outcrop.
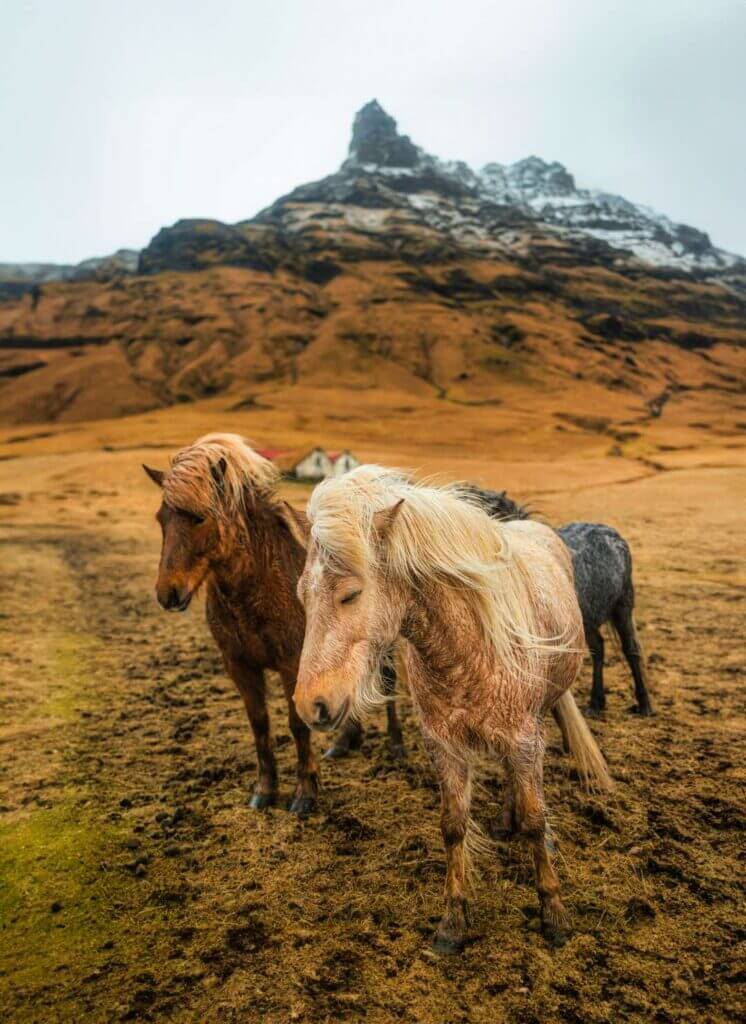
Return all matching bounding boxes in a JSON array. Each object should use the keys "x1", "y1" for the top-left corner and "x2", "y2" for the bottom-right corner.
[
  {"x1": 346, "y1": 99, "x2": 421, "y2": 168},
  {"x1": 138, "y1": 220, "x2": 277, "y2": 274}
]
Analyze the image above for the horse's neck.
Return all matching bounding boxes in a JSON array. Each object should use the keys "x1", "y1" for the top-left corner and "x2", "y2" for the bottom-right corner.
[
  {"x1": 211, "y1": 504, "x2": 302, "y2": 606},
  {"x1": 400, "y1": 582, "x2": 491, "y2": 705}
]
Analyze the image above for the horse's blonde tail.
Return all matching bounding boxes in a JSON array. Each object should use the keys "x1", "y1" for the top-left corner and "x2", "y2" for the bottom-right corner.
[
  {"x1": 464, "y1": 815, "x2": 495, "y2": 888},
  {"x1": 554, "y1": 690, "x2": 612, "y2": 792}
]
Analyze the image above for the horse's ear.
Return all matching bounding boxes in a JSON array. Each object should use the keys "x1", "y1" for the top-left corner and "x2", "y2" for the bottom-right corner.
[
  {"x1": 279, "y1": 501, "x2": 309, "y2": 549},
  {"x1": 373, "y1": 499, "x2": 405, "y2": 543},
  {"x1": 210, "y1": 457, "x2": 227, "y2": 489},
  {"x1": 143, "y1": 465, "x2": 165, "y2": 488}
]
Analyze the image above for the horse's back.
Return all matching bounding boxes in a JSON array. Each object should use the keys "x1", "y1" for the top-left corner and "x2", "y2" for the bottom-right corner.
[
  {"x1": 504, "y1": 519, "x2": 576, "y2": 588},
  {"x1": 501, "y1": 519, "x2": 584, "y2": 702},
  {"x1": 557, "y1": 522, "x2": 632, "y2": 628},
  {"x1": 502, "y1": 519, "x2": 581, "y2": 632}
]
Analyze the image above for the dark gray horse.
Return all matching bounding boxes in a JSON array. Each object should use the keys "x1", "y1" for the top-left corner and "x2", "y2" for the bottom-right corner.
[
  {"x1": 326, "y1": 486, "x2": 653, "y2": 758},
  {"x1": 471, "y1": 488, "x2": 653, "y2": 718}
]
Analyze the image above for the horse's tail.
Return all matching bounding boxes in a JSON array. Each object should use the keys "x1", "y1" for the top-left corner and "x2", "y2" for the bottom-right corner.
[{"x1": 554, "y1": 690, "x2": 612, "y2": 792}]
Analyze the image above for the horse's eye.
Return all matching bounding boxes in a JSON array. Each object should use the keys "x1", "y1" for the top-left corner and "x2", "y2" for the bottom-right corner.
[
  {"x1": 178, "y1": 509, "x2": 204, "y2": 525},
  {"x1": 340, "y1": 590, "x2": 362, "y2": 606}
]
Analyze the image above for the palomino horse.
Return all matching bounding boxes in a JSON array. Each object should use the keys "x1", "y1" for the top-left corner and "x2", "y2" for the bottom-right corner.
[
  {"x1": 329, "y1": 488, "x2": 652, "y2": 756},
  {"x1": 144, "y1": 434, "x2": 405, "y2": 813},
  {"x1": 292, "y1": 466, "x2": 611, "y2": 954}
]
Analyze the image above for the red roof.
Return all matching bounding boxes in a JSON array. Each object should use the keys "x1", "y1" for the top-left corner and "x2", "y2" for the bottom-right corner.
[{"x1": 256, "y1": 448, "x2": 287, "y2": 461}]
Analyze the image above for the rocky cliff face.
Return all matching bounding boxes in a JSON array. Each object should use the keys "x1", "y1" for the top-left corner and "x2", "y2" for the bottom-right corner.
[{"x1": 0, "y1": 101, "x2": 744, "y2": 424}]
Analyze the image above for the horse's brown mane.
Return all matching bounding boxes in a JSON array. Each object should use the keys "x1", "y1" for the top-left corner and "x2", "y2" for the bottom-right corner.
[{"x1": 163, "y1": 433, "x2": 280, "y2": 520}]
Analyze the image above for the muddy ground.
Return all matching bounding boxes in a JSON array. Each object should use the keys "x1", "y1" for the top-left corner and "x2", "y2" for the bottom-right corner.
[{"x1": 0, "y1": 404, "x2": 744, "y2": 1023}]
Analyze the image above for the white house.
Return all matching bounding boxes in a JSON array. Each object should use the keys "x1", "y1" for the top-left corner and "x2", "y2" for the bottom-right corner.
[
  {"x1": 286, "y1": 447, "x2": 334, "y2": 482},
  {"x1": 270, "y1": 446, "x2": 360, "y2": 482},
  {"x1": 329, "y1": 450, "x2": 360, "y2": 477}
]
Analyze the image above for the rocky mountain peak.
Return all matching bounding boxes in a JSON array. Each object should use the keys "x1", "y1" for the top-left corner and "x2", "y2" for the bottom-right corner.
[
  {"x1": 504, "y1": 156, "x2": 576, "y2": 198},
  {"x1": 346, "y1": 99, "x2": 421, "y2": 168},
  {"x1": 3, "y1": 101, "x2": 742, "y2": 293}
]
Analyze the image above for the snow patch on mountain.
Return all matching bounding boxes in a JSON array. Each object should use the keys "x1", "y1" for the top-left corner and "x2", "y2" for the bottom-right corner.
[{"x1": 341, "y1": 101, "x2": 741, "y2": 274}]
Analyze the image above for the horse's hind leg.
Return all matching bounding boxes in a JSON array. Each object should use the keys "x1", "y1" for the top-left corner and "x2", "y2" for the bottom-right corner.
[
  {"x1": 586, "y1": 625, "x2": 606, "y2": 716},
  {"x1": 612, "y1": 603, "x2": 654, "y2": 716},
  {"x1": 280, "y1": 670, "x2": 320, "y2": 815},
  {"x1": 228, "y1": 659, "x2": 277, "y2": 810},
  {"x1": 429, "y1": 742, "x2": 472, "y2": 955},
  {"x1": 509, "y1": 741, "x2": 570, "y2": 947}
]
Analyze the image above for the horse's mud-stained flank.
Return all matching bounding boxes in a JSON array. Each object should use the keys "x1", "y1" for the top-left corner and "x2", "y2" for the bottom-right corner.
[{"x1": 0, "y1": 440, "x2": 744, "y2": 1023}]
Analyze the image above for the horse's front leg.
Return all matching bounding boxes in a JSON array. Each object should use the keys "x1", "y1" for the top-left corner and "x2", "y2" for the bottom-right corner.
[
  {"x1": 430, "y1": 744, "x2": 472, "y2": 955},
  {"x1": 382, "y1": 659, "x2": 406, "y2": 759},
  {"x1": 323, "y1": 717, "x2": 363, "y2": 759},
  {"x1": 509, "y1": 741, "x2": 570, "y2": 947},
  {"x1": 280, "y1": 670, "x2": 319, "y2": 815}
]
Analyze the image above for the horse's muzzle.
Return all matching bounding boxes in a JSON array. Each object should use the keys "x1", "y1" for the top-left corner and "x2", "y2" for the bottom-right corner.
[
  {"x1": 157, "y1": 585, "x2": 192, "y2": 612},
  {"x1": 299, "y1": 696, "x2": 350, "y2": 733}
]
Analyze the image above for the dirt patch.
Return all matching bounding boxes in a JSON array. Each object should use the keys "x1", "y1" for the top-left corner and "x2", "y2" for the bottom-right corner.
[{"x1": 0, "y1": 413, "x2": 744, "y2": 1023}]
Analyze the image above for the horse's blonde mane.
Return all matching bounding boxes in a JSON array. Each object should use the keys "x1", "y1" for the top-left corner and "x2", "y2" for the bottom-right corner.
[
  {"x1": 163, "y1": 433, "x2": 279, "y2": 519},
  {"x1": 307, "y1": 465, "x2": 573, "y2": 681}
]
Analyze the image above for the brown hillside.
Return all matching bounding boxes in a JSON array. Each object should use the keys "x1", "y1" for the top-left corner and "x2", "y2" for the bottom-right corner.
[{"x1": 0, "y1": 255, "x2": 744, "y2": 426}]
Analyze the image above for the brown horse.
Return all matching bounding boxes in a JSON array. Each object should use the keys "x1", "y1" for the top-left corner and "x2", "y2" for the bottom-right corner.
[
  {"x1": 144, "y1": 433, "x2": 321, "y2": 813},
  {"x1": 292, "y1": 466, "x2": 611, "y2": 953}
]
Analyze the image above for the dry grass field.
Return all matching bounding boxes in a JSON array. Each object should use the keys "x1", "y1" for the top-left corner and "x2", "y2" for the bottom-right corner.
[{"x1": 1, "y1": 379, "x2": 744, "y2": 1023}]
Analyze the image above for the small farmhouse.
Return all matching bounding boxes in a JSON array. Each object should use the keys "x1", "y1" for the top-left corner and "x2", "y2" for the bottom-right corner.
[
  {"x1": 270, "y1": 447, "x2": 360, "y2": 482},
  {"x1": 275, "y1": 447, "x2": 333, "y2": 482},
  {"x1": 329, "y1": 450, "x2": 360, "y2": 477}
]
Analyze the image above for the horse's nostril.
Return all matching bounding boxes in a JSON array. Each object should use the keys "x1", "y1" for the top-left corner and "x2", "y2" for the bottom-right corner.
[
  {"x1": 313, "y1": 700, "x2": 331, "y2": 726},
  {"x1": 160, "y1": 586, "x2": 183, "y2": 610}
]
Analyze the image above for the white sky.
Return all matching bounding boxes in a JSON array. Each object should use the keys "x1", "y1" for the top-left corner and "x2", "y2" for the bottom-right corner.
[{"x1": 2, "y1": 0, "x2": 744, "y2": 263}]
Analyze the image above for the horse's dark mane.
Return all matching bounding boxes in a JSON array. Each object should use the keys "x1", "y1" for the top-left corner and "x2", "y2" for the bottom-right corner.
[{"x1": 462, "y1": 484, "x2": 532, "y2": 522}]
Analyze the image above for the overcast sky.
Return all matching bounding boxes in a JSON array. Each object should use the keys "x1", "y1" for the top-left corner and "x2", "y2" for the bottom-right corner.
[{"x1": 2, "y1": 0, "x2": 744, "y2": 263}]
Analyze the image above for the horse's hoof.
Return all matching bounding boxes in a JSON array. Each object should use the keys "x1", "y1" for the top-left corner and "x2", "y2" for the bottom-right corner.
[
  {"x1": 541, "y1": 905, "x2": 571, "y2": 948},
  {"x1": 288, "y1": 795, "x2": 317, "y2": 817},
  {"x1": 586, "y1": 705, "x2": 605, "y2": 719},
  {"x1": 431, "y1": 933, "x2": 464, "y2": 956},
  {"x1": 541, "y1": 920, "x2": 570, "y2": 948},
  {"x1": 323, "y1": 743, "x2": 351, "y2": 760},
  {"x1": 249, "y1": 792, "x2": 276, "y2": 810},
  {"x1": 388, "y1": 742, "x2": 407, "y2": 761},
  {"x1": 629, "y1": 704, "x2": 655, "y2": 717}
]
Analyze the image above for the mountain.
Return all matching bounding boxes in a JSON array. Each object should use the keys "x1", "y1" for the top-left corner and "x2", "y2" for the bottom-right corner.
[
  {"x1": 134, "y1": 100, "x2": 745, "y2": 286},
  {"x1": 249, "y1": 100, "x2": 743, "y2": 281},
  {"x1": 0, "y1": 250, "x2": 139, "y2": 296},
  {"x1": 0, "y1": 101, "x2": 744, "y2": 424}
]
